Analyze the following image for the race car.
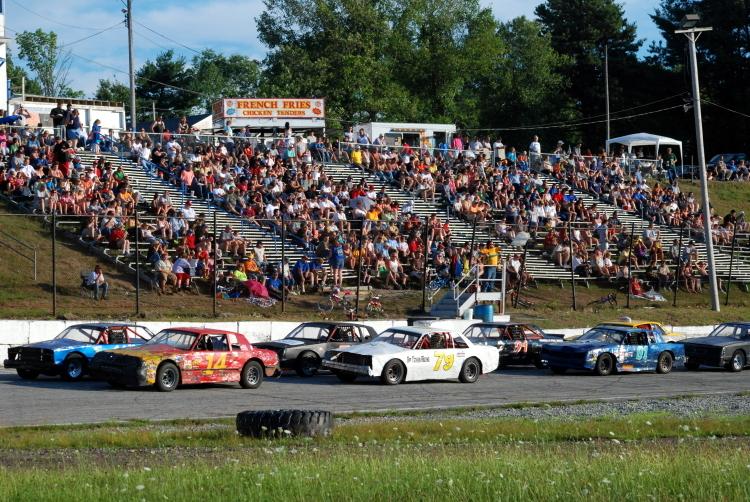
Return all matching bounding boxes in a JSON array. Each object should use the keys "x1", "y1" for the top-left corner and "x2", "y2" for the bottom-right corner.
[
  {"x1": 90, "y1": 328, "x2": 279, "y2": 391},
  {"x1": 682, "y1": 322, "x2": 750, "y2": 372},
  {"x1": 541, "y1": 325, "x2": 684, "y2": 376},
  {"x1": 462, "y1": 322, "x2": 564, "y2": 369},
  {"x1": 592, "y1": 319, "x2": 685, "y2": 341},
  {"x1": 4, "y1": 323, "x2": 153, "y2": 381},
  {"x1": 322, "y1": 326, "x2": 499, "y2": 385},
  {"x1": 254, "y1": 322, "x2": 378, "y2": 377}
]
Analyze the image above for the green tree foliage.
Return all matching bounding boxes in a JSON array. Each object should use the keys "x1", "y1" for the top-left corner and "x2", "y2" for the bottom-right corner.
[
  {"x1": 94, "y1": 79, "x2": 130, "y2": 103},
  {"x1": 190, "y1": 50, "x2": 261, "y2": 112},
  {"x1": 6, "y1": 49, "x2": 43, "y2": 96},
  {"x1": 136, "y1": 50, "x2": 198, "y2": 118},
  {"x1": 15, "y1": 29, "x2": 82, "y2": 97}
]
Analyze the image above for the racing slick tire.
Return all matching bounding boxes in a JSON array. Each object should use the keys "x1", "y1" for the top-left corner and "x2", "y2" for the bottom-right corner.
[
  {"x1": 550, "y1": 366, "x2": 567, "y2": 375},
  {"x1": 685, "y1": 361, "x2": 701, "y2": 371},
  {"x1": 655, "y1": 351, "x2": 674, "y2": 374},
  {"x1": 380, "y1": 359, "x2": 406, "y2": 385},
  {"x1": 155, "y1": 362, "x2": 180, "y2": 392},
  {"x1": 726, "y1": 350, "x2": 746, "y2": 372},
  {"x1": 295, "y1": 352, "x2": 320, "y2": 377},
  {"x1": 458, "y1": 357, "x2": 481, "y2": 383},
  {"x1": 16, "y1": 369, "x2": 39, "y2": 380},
  {"x1": 333, "y1": 370, "x2": 358, "y2": 383},
  {"x1": 61, "y1": 354, "x2": 86, "y2": 381},
  {"x1": 240, "y1": 360, "x2": 264, "y2": 389},
  {"x1": 236, "y1": 409, "x2": 334, "y2": 438},
  {"x1": 594, "y1": 353, "x2": 615, "y2": 376}
]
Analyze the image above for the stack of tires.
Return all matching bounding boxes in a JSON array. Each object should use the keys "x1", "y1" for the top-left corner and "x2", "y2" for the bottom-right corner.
[{"x1": 236, "y1": 410, "x2": 334, "y2": 438}]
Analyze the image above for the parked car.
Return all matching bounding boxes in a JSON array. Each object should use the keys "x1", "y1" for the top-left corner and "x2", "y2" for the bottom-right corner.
[
  {"x1": 592, "y1": 320, "x2": 685, "y2": 342},
  {"x1": 3, "y1": 323, "x2": 153, "y2": 381},
  {"x1": 462, "y1": 322, "x2": 564, "y2": 368},
  {"x1": 322, "y1": 326, "x2": 499, "y2": 385},
  {"x1": 254, "y1": 322, "x2": 377, "y2": 377},
  {"x1": 682, "y1": 322, "x2": 750, "y2": 372},
  {"x1": 90, "y1": 328, "x2": 279, "y2": 391},
  {"x1": 541, "y1": 325, "x2": 684, "y2": 376}
]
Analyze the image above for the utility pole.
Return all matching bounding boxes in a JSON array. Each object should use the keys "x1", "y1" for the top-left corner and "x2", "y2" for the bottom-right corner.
[
  {"x1": 125, "y1": 1, "x2": 137, "y2": 133},
  {"x1": 676, "y1": 15, "x2": 720, "y2": 312},
  {"x1": 604, "y1": 43, "x2": 610, "y2": 150}
]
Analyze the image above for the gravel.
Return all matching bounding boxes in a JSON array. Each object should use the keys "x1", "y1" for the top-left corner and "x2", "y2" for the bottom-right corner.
[{"x1": 344, "y1": 393, "x2": 750, "y2": 424}]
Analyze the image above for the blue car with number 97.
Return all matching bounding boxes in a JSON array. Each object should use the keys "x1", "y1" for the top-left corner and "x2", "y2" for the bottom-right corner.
[
  {"x1": 541, "y1": 325, "x2": 685, "y2": 376},
  {"x1": 4, "y1": 323, "x2": 153, "y2": 381}
]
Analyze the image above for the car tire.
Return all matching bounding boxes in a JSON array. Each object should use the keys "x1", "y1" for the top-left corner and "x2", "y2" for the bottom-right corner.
[
  {"x1": 155, "y1": 362, "x2": 180, "y2": 392},
  {"x1": 295, "y1": 352, "x2": 320, "y2": 377},
  {"x1": 533, "y1": 357, "x2": 547, "y2": 370},
  {"x1": 16, "y1": 369, "x2": 39, "y2": 380},
  {"x1": 459, "y1": 357, "x2": 481, "y2": 383},
  {"x1": 333, "y1": 370, "x2": 358, "y2": 383},
  {"x1": 594, "y1": 353, "x2": 615, "y2": 376},
  {"x1": 727, "y1": 350, "x2": 746, "y2": 372},
  {"x1": 685, "y1": 361, "x2": 700, "y2": 371},
  {"x1": 61, "y1": 354, "x2": 86, "y2": 381},
  {"x1": 236, "y1": 409, "x2": 334, "y2": 438},
  {"x1": 656, "y1": 351, "x2": 673, "y2": 374},
  {"x1": 380, "y1": 359, "x2": 405, "y2": 385},
  {"x1": 240, "y1": 360, "x2": 264, "y2": 389},
  {"x1": 550, "y1": 366, "x2": 567, "y2": 375}
]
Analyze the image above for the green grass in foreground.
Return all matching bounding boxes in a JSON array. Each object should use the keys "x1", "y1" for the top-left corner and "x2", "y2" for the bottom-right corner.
[{"x1": 1, "y1": 414, "x2": 750, "y2": 501}]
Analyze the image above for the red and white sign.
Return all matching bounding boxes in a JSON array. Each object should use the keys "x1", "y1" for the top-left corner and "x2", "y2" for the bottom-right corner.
[{"x1": 213, "y1": 99, "x2": 325, "y2": 120}]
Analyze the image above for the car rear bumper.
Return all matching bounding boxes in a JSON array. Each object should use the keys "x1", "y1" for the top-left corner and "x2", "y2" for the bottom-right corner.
[{"x1": 322, "y1": 360, "x2": 374, "y2": 377}]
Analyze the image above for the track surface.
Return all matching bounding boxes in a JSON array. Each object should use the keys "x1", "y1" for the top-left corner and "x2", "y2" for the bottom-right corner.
[{"x1": 1, "y1": 367, "x2": 749, "y2": 427}]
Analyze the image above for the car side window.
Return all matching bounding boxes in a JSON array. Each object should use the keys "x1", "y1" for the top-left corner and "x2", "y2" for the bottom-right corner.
[
  {"x1": 108, "y1": 329, "x2": 127, "y2": 345},
  {"x1": 207, "y1": 335, "x2": 229, "y2": 351},
  {"x1": 356, "y1": 327, "x2": 369, "y2": 341},
  {"x1": 524, "y1": 326, "x2": 542, "y2": 339},
  {"x1": 453, "y1": 336, "x2": 469, "y2": 349}
]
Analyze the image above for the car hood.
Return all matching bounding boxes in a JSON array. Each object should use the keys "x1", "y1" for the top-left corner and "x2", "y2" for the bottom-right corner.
[
  {"x1": 683, "y1": 336, "x2": 742, "y2": 347},
  {"x1": 255, "y1": 339, "x2": 322, "y2": 350},
  {"x1": 20, "y1": 339, "x2": 90, "y2": 351},
  {"x1": 104, "y1": 343, "x2": 183, "y2": 358},
  {"x1": 543, "y1": 341, "x2": 608, "y2": 352},
  {"x1": 339, "y1": 342, "x2": 405, "y2": 357}
]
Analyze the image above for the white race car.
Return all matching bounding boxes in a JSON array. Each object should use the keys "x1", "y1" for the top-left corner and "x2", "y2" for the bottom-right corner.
[{"x1": 322, "y1": 326, "x2": 499, "y2": 385}]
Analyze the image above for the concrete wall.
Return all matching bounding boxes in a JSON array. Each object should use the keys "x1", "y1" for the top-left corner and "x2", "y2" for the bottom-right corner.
[{"x1": 0, "y1": 319, "x2": 719, "y2": 363}]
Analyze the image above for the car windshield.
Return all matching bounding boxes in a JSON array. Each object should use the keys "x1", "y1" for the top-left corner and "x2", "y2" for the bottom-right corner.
[
  {"x1": 54, "y1": 326, "x2": 99, "y2": 343},
  {"x1": 709, "y1": 324, "x2": 750, "y2": 339},
  {"x1": 578, "y1": 328, "x2": 626, "y2": 344},
  {"x1": 372, "y1": 329, "x2": 422, "y2": 349},
  {"x1": 147, "y1": 330, "x2": 197, "y2": 349},
  {"x1": 287, "y1": 325, "x2": 330, "y2": 340}
]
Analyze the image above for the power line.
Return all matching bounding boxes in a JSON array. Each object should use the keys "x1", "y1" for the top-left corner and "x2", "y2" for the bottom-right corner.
[
  {"x1": 59, "y1": 22, "x2": 125, "y2": 48},
  {"x1": 8, "y1": 0, "x2": 110, "y2": 32},
  {"x1": 134, "y1": 20, "x2": 201, "y2": 55},
  {"x1": 132, "y1": 29, "x2": 173, "y2": 52},
  {"x1": 701, "y1": 99, "x2": 750, "y2": 119}
]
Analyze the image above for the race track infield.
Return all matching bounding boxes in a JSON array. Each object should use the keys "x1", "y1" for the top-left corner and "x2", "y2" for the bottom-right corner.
[{"x1": 1, "y1": 367, "x2": 748, "y2": 427}]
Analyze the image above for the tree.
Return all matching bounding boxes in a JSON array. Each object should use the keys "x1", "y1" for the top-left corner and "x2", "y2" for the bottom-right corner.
[
  {"x1": 6, "y1": 49, "x2": 43, "y2": 96},
  {"x1": 136, "y1": 50, "x2": 198, "y2": 119},
  {"x1": 190, "y1": 50, "x2": 261, "y2": 112},
  {"x1": 15, "y1": 29, "x2": 81, "y2": 97},
  {"x1": 94, "y1": 79, "x2": 130, "y2": 103}
]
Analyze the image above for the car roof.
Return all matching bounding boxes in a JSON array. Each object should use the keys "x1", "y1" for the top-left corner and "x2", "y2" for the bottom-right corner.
[
  {"x1": 72, "y1": 322, "x2": 142, "y2": 329},
  {"x1": 299, "y1": 321, "x2": 371, "y2": 328},
  {"x1": 597, "y1": 320, "x2": 664, "y2": 327},
  {"x1": 160, "y1": 327, "x2": 242, "y2": 336},
  {"x1": 469, "y1": 322, "x2": 526, "y2": 327},
  {"x1": 589, "y1": 325, "x2": 645, "y2": 333},
  {"x1": 382, "y1": 326, "x2": 450, "y2": 335}
]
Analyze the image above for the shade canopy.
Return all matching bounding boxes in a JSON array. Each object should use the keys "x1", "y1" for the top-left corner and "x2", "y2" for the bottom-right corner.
[{"x1": 606, "y1": 132, "x2": 682, "y2": 160}]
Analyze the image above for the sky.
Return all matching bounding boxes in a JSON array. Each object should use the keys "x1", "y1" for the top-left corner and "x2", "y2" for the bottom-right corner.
[{"x1": 2, "y1": 0, "x2": 664, "y2": 97}]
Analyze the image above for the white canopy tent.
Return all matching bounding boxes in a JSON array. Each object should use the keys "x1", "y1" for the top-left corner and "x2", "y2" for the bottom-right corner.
[{"x1": 606, "y1": 132, "x2": 683, "y2": 164}]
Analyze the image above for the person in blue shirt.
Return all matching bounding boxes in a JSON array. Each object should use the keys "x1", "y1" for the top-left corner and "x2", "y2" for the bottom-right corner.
[
  {"x1": 292, "y1": 255, "x2": 313, "y2": 293},
  {"x1": 330, "y1": 241, "x2": 345, "y2": 287}
]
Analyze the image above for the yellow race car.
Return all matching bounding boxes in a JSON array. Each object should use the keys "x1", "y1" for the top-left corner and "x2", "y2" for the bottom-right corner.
[{"x1": 592, "y1": 318, "x2": 685, "y2": 342}]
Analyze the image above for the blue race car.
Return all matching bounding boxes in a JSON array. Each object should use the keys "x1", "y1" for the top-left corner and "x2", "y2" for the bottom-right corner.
[
  {"x1": 4, "y1": 323, "x2": 153, "y2": 381},
  {"x1": 541, "y1": 325, "x2": 684, "y2": 376}
]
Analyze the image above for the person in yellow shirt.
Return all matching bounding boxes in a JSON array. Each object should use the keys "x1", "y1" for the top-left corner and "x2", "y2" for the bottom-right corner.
[
  {"x1": 480, "y1": 240, "x2": 501, "y2": 291},
  {"x1": 351, "y1": 145, "x2": 363, "y2": 168}
]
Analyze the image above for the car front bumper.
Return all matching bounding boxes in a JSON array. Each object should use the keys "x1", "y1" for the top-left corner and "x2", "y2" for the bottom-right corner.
[
  {"x1": 90, "y1": 361, "x2": 149, "y2": 387},
  {"x1": 322, "y1": 360, "x2": 375, "y2": 377},
  {"x1": 3, "y1": 359, "x2": 59, "y2": 374}
]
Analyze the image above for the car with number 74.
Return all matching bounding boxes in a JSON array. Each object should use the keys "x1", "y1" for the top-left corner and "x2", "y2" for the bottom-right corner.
[{"x1": 322, "y1": 327, "x2": 499, "y2": 385}]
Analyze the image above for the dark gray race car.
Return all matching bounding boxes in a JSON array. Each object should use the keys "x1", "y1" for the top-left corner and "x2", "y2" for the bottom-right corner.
[
  {"x1": 254, "y1": 322, "x2": 378, "y2": 377},
  {"x1": 682, "y1": 322, "x2": 750, "y2": 372}
]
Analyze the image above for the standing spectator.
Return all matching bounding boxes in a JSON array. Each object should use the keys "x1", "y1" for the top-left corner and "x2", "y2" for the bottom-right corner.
[
  {"x1": 172, "y1": 253, "x2": 192, "y2": 291},
  {"x1": 479, "y1": 240, "x2": 500, "y2": 291},
  {"x1": 66, "y1": 109, "x2": 84, "y2": 150},
  {"x1": 293, "y1": 255, "x2": 314, "y2": 293},
  {"x1": 50, "y1": 102, "x2": 65, "y2": 138},
  {"x1": 330, "y1": 239, "x2": 345, "y2": 288},
  {"x1": 84, "y1": 265, "x2": 109, "y2": 300},
  {"x1": 529, "y1": 135, "x2": 541, "y2": 167},
  {"x1": 89, "y1": 119, "x2": 102, "y2": 154}
]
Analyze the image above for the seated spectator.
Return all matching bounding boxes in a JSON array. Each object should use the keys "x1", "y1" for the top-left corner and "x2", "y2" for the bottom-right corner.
[{"x1": 84, "y1": 265, "x2": 109, "y2": 300}]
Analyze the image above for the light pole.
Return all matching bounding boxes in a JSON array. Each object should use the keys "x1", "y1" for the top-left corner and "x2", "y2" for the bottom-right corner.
[
  {"x1": 675, "y1": 14, "x2": 720, "y2": 312},
  {"x1": 124, "y1": 2, "x2": 137, "y2": 133},
  {"x1": 604, "y1": 43, "x2": 610, "y2": 151}
]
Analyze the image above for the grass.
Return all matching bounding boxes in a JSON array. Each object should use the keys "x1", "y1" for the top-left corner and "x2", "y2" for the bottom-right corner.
[
  {"x1": 678, "y1": 179, "x2": 749, "y2": 218},
  {"x1": 1, "y1": 414, "x2": 750, "y2": 501}
]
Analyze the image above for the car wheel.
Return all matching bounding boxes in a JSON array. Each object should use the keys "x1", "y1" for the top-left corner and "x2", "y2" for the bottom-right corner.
[
  {"x1": 533, "y1": 357, "x2": 547, "y2": 370},
  {"x1": 16, "y1": 369, "x2": 39, "y2": 380},
  {"x1": 61, "y1": 354, "x2": 86, "y2": 381},
  {"x1": 380, "y1": 359, "x2": 405, "y2": 385},
  {"x1": 550, "y1": 366, "x2": 567, "y2": 375},
  {"x1": 656, "y1": 351, "x2": 673, "y2": 374},
  {"x1": 240, "y1": 360, "x2": 264, "y2": 389},
  {"x1": 459, "y1": 357, "x2": 481, "y2": 383},
  {"x1": 333, "y1": 370, "x2": 357, "y2": 383},
  {"x1": 155, "y1": 362, "x2": 180, "y2": 392},
  {"x1": 727, "y1": 350, "x2": 746, "y2": 372},
  {"x1": 594, "y1": 353, "x2": 615, "y2": 376},
  {"x1": 295, "y1": 352, "x2": 320, "y2": 377},
  {"x1": 685, "y1": 361, "x2": 700, "y2": 371}
]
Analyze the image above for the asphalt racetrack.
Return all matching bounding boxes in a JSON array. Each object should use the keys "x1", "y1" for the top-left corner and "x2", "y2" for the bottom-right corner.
[{"x1": 1, "y1": 367, "x2": 749, "y2": 426}]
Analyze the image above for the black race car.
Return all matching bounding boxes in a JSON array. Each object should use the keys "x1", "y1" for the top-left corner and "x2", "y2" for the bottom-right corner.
[
  {"x1": 682, "y1": 322, "x2": 750, "y2": 372},
  {"x1": 254, "y1": 322, "x2": 377, "y2": 377},
  {"x1": 462, "y1": 322, "x2": 564, "y2": 369}
]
